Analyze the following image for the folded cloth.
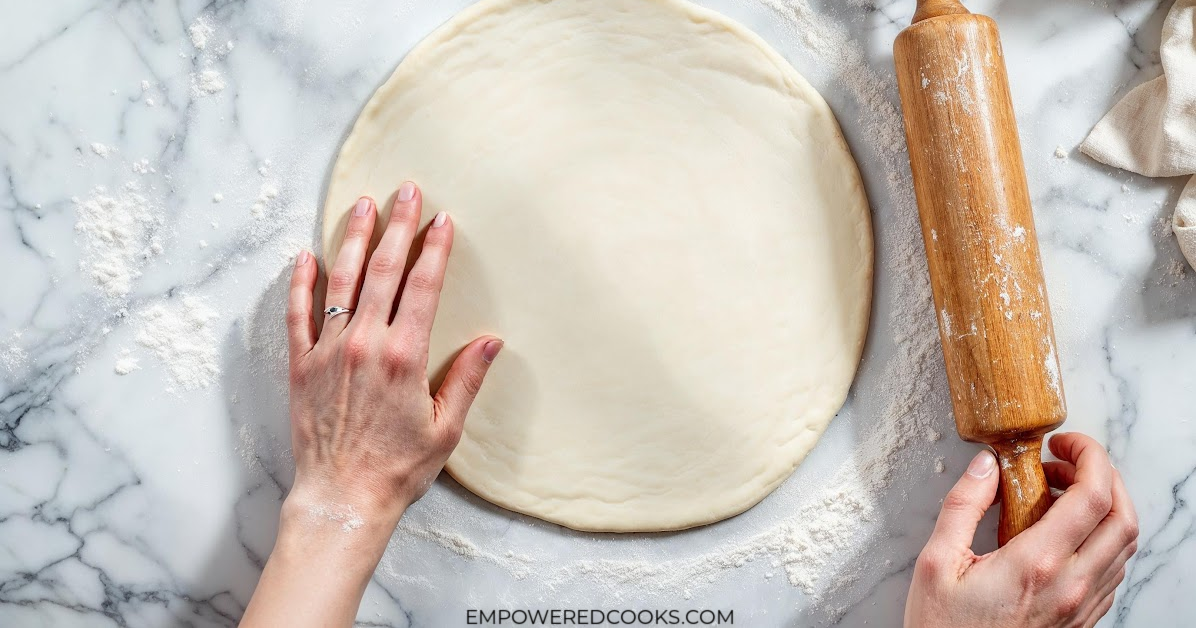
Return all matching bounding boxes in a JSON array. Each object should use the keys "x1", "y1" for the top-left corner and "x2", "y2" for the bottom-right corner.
[{"x1": 1081, "y1": 0, "x2": 1196, "y2": 268}]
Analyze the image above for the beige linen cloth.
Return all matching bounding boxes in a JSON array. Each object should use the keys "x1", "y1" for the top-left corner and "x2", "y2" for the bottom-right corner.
[{"x1": 1081, "y1": 0, "x2": 1197, "y2": 268}]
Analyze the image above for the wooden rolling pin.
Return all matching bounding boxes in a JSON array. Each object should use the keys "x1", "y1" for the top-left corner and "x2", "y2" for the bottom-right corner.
[{"x1": 893, "y1": 0, "x2": 1066, "y2": 546}]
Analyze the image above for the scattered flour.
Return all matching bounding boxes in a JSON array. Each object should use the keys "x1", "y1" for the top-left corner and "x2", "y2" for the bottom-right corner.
[
  {"x1": 134, "y1": 296, "x2": 220, "y2": 392},
  {"x1": 1054, "y1": 145, "x2": 1069, "y2": 159},
  {"x1": 189, "y1": 19, "x2": 235, "y2": 99},
  {"x1": 90, "y1": 142, "x2": 112, "y2": 158},
  {"x1": 309, "y1": 503, "x2": 366, "y2": 533},
  {"x1": 113, "y1": 348, "x2": 140, "y2": 375},
  {"x1": 193, "y1": 69, "x2": 226, "y2": 96},
  {"x1": 251, "y1": 183, "x2": 280, "y2": 216},
  {"x1": 397, "y1": 524, "x2": 481, "y2": 559},
  {"x1": 73, "y1": 184, "x2": 164, "y2": 300},
  {"x1": 188, "y1": 17, "x2": 214, "y2": 50},
  {"x1": 1, "y1": 332, "x2": 28, "y2": 374}
]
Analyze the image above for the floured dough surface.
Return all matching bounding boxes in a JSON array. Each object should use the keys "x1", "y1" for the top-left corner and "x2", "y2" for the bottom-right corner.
[{"x1": 323, "y1": 0, "x2": 872, "y2": 532}]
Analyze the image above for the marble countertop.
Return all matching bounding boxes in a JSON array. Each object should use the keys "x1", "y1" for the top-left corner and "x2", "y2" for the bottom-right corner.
[{"x1": 0, "y1": 0, "x2": 1194, "y2": 626}]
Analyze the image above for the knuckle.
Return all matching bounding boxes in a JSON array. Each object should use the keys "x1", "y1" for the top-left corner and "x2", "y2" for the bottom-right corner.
[
  {"x1": 406, "y1": 270, "x2": 443, "y2": 296},
  {"x1": 390, "y1": 201, "x2": 416, "y2": 221},
  {"x1": 383, "y1": 344, "x2": 419, "y2": 373},
  {"x1": 368, "y1": 253, "x2": 402, "y2": 277},
  {"x1": 1024, "y1": 555, "x2": 1060, "y2": 590},
  {"x1": 424, "y1": 228, "x2": 450, "y2": 248},
  {"x1": 461, "y1": 370, "x2": 485, "y2": 398},
  {"x1": 345, "y1": 215, "x2": 373, "y2": 238},
  {"x1": 1120, "y1": 518, "x2": 1140, "y2": 545},
  {"x1": 940, "y1": 489, "x2": 978, "y2": 516},
  {"x1": 1054, "y1": 582, "x2": 1088, "y2": 618},
  {"x1": 913, "y1": 550, "x2": 943, "y2": 580},
  {"x1": 1081, "y1": 487, "x2": 1113, "y2": 519},
  {"x1": 326, "y1": 269, "x2": 358, "y2": 294},
  {"x1": 341, "y1": 333, "x2": 372, "y2": 364},
  {"x1": 286, "y1": 308, "x2": 310, "y2": 329},
  {"x1": 1123, "y1": 540, "x2": 1138, "y2": 561},
  {"x1": 437, "y1": 423, "x2": 463, "y2": 451}
]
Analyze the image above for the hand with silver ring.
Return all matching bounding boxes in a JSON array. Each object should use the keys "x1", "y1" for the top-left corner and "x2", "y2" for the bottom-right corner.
[
  {"x1": 322, "y1": 305, "x2": 353, "y2": 320},
  {"x1": 243, "y1": 182, "x2": 503, "y2": 627}
]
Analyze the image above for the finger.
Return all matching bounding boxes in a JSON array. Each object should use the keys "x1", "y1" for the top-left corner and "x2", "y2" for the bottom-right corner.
[
  {"x1": 322, "y1": 196, "x2": 377, "y2": 337},
  {"x1": 287, "y1": 250, "x2": 318, "y2": 359},
  {"x1": 1095, "y1": 552, "x2": 1132, "y2": 599},
  {"x1": 1082, "y1": 590, "x2": 1117, "y2": 627},
  {"x1": 1078, "y1": 470, "x2": 1139, "y2": 575},
  {"x1": 1036, "y1": 432, "x2": 1115, "y2": 552},
  {"x1": 433, "y1": 336, "x2": 504, "y2": 433},
  {"x1": 392, "y1": 211, "x2": 452, "y2": 353},
  {"x1": 1071, "y1": 539, "x2": 1130, "y2": 623},
  {"x1": 357, "y1": 182, "x2": 422, "y2": 324},
  {"x1": 1098, "y1": 564, "x2": 1127, "y2": 598},
  {"x1": 1044, "y1": 460, "x2": 1078, "y2": 490},
  {"x1": 925, "y1": 449, "x2": 999, "y2": 554}
]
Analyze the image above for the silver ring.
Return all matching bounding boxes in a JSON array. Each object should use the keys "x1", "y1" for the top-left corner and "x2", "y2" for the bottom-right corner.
[{"x1": 323, "y1": 306, "x2": 354, "y2": 320}]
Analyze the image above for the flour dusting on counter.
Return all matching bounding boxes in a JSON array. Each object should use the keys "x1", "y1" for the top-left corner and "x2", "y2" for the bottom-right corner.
[
  {"x1": 188, "y1": 17, "x2": 214, "y2": 51},
  {"x1": 135, "y1": 296, "x2": 220, "y2": 392},
  {"x1": 73, "y1": 184, "x2": 164, "y2": 300},
  {"x1": 1, "y1": 332, "x2": 28, "y2": 375},
  {"x1": 193, "y1": 69, "x2": 227, "y2": 96}
]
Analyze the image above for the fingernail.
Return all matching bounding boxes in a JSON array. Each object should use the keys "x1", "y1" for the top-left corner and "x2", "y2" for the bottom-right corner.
[
  {"x1": 295, "y1": 250, "x2": 310, "y2": 267},
  {"x1": 967, "y1": 450, "x2": 997, "y2": 478},
  {"x1": 482, "y1": 339, "x2": 503, "y2": 363},
  {"x1": 398, "y1": 181, "x2": 416, "y2": 202},
  {"x1": 432, "y1": 211, "x2": 448, "y2": 228},
  {"x1": 353, "y1": 197, "x2": 371, "y2": 217}
]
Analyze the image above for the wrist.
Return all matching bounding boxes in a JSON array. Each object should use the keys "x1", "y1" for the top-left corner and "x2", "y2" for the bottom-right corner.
[
  {"x1": 280, "y1": 483, "x2": 405, "y2": 545},
  {"x1": 246, "y1": 486, "x2": 405, "y2": 628}
]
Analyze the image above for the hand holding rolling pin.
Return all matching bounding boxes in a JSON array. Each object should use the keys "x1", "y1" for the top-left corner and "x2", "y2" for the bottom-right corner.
[
  {"x1": 896, "y1": 1, "x2": 1137, "y2": 626},
  {"x1": 906, "y1": 435, "x2": 1138, "y2": 627}
]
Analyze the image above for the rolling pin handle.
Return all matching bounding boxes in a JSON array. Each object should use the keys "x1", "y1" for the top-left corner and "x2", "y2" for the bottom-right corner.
[
  {"x1": 913, "y1": 0, "x2": 970, "y2": 23},
  {"x1": 994, "y1": 436, "x2": 1053, "y2": 546}
]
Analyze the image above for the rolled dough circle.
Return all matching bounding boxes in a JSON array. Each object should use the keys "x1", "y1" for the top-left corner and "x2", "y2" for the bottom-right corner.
[{"x1": 322, "y1": 0, "x2": 872, "y2": 532}]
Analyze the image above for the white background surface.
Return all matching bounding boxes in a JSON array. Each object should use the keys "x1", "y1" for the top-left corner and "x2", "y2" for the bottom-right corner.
[{"x1": 0, "y1": 0, "x2": 1193, "y2": 626}]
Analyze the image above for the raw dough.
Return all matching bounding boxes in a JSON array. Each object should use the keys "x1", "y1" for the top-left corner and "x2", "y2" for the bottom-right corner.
[{"x1": 322, "y1": 0, "x2": 872, "y2": 532}]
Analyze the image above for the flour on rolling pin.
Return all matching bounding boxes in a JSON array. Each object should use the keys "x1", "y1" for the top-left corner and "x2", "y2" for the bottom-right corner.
[{"x1": 895, "y1": 0, "x2": 1067, "y2": 545}]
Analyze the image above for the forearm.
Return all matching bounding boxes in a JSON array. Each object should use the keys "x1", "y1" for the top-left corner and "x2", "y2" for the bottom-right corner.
[{"x1": 241, "y1": 494, "x2": 403, "y2": 627}]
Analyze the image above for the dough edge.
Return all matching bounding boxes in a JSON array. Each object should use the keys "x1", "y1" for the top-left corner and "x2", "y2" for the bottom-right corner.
[{"x1": 321, "y1": 0, "x2": 875, "y2": 533}]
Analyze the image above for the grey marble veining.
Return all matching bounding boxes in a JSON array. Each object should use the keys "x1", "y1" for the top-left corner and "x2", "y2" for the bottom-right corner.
[{"x1": 0, "y1": 0, "x2": 1194, "y2": 626}]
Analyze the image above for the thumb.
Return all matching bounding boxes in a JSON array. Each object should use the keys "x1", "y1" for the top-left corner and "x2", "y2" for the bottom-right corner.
[
  {"x1": 433, "y1": 336, "x2": 503, "y2": 429},
  {"x1": 927, "y1": 449, "x2": 999, "y2": 552}
]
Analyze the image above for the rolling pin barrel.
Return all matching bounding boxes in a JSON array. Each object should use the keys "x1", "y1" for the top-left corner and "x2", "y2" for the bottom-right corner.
[{"x1": 893, "y1": 0, "x2": 1067, "y2": 545}]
